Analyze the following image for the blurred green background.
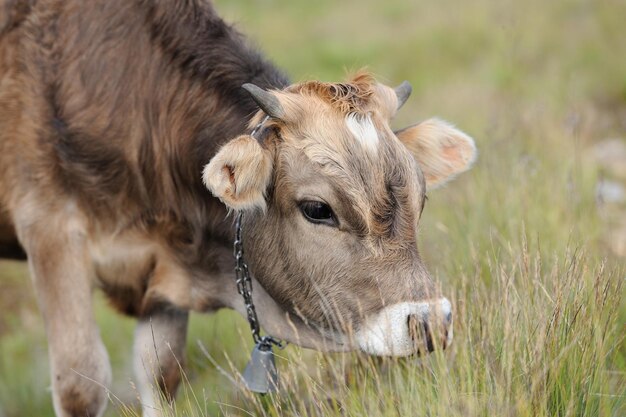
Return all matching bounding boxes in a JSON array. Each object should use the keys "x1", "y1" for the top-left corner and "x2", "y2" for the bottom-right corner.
[{"x1": 1, "y1": 0, "x2": 625, "y2": 416}]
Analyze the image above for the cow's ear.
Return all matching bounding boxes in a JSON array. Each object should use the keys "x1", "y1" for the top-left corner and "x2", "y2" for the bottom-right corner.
[
  {"x1": 395, "y1": 118, "x2": 477, "y2": 189},
  {"x1": 203, "y1": 135, "x2": 273, "y2": 211}
]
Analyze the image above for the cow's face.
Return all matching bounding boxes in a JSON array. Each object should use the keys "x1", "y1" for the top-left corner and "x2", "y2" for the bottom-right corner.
[{"x1": 203, "y1": 73, "x2": 476, "y2": 356}]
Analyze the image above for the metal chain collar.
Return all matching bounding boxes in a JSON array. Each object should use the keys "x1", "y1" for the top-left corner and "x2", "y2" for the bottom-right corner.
[
  {"x1": 232, "y1": 116, "x2": 283, "y2": 349},
  {"x1": 233, "y1": 212, "x2": 283, "y2": 348}
]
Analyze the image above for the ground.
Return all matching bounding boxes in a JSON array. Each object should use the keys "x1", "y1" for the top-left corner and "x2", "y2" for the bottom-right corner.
[{"x1": 0, "y1": 0, "x2": 625, "y2": 416}]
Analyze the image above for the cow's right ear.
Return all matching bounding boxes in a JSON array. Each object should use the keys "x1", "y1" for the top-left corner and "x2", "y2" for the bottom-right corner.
[{"x1": 202, "y1": 135, "x2": 273, "y2": 211}]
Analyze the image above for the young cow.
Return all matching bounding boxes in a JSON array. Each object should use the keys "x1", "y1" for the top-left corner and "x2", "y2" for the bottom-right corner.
[{"x1": 0, "y1": 0, "x2": 476, "y2": 416}]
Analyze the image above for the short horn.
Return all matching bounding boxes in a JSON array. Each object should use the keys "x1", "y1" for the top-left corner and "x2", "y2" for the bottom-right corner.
[
  {"x1": 394, "y1": 81, "x2": 412, "y2": 110},
  {"x1": 242, "y1": 83, "x2": 285, "y2": 119}
]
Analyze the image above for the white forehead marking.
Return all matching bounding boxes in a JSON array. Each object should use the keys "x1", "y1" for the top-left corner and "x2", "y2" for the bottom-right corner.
[{"x1": 346, "y1": 113, "x2": 379, "y2": 152}]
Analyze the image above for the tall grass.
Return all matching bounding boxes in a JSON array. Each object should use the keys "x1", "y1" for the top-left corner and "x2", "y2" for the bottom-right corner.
[
  {"x1": 1, "y1": 0, "x2": 625, "y2": 416},
  {"x1": 115, "y1": 243, "x2": 623, "y2": 417}
]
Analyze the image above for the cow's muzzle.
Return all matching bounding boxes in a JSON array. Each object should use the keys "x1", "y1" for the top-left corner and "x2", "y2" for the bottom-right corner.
[{"x1": 355, "y1": 298, "x2": 453, "y2": 356}]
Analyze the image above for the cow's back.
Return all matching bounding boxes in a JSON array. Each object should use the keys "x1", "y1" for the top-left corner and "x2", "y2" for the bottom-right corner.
[{"x1": 0, "y1": 0, "x2": 287, "y2": 258}]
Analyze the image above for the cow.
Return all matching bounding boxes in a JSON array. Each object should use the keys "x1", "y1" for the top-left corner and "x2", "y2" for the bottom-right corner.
[{"x1": 0, "y1": 0, "x2": 477, "y2": 416}]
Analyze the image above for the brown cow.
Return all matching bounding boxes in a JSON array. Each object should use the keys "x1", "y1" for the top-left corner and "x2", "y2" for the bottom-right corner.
[{"x1": 0, "y1": 1, "x2": 476, "y2": 416}]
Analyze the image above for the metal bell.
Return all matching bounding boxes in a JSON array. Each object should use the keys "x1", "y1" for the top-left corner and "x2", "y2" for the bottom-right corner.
[{"x1": 242, "y1": 341, "x2": 279, "y2": 394}]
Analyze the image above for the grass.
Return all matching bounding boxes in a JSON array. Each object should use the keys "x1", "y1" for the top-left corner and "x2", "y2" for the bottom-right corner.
[{"x1": 1, "y1": 0, "x2": 625, "y2": 416}]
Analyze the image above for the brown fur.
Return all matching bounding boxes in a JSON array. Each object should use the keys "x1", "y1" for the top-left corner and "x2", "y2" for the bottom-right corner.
[{"x1": 287, "y1": 71, "x2": 377, "y2": 115}]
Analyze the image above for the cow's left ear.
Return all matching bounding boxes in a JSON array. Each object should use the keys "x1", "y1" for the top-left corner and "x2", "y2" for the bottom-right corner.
[
  {"x1": 202, "y1": 135, "x2": 273, "y2": 211},
  {"x1": 395, "y1": 118, "x2": 477, "y2": 189}
]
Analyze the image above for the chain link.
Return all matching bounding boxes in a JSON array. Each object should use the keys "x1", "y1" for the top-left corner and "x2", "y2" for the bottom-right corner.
[{"x1": 233, "y1": 211, "x2": 283, "y2": 348}]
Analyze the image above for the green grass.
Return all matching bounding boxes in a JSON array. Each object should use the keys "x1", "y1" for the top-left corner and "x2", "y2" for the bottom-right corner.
[{"x1": 1, "y1": 0, "x2": 625, "y2": 416}]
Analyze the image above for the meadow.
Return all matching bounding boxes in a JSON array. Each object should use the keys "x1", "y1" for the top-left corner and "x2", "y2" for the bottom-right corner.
[{"x1": 0, "y1": 0, "x2": 625, "y2": 416}]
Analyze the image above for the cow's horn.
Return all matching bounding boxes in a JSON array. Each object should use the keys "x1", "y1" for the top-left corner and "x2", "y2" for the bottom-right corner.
[
  {"x1": 242, "y1": 83, "x2": 285, "y2": 119},
  {"x1": 394, "y1": 81, "x2": 412, "y2": 110}
]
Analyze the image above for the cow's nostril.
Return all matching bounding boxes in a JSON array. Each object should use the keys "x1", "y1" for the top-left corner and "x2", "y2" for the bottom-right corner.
[
  {"x1": 422, "y1": 321, "x2": 435, "y2": 353},
  {"x1": 407, "y1": 314, "x2": 420, "y2": 342},
  {"x1": 407, "y1": 314, "x2": 436, "y2": 354},
  {"x1": 445, "y1": 310, "x2": 452, "y2": 324}
]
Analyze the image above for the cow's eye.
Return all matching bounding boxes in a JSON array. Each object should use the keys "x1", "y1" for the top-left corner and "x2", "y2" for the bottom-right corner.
[{"x1": 299, "y1": 201, "x2": 337, "y2": 227}]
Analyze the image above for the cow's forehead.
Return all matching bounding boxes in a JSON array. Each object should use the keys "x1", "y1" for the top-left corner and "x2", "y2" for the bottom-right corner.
[
  {"x1": 279, "y1": 110, "x2": 425, "y2": 242},
  {"x1": 279, "y1": 78, "x2": 394, "y2": 159}
]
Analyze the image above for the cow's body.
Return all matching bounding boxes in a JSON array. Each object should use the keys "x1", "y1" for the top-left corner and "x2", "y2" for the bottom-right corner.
[
  {"x1": 0, "y1": 1, "x2": 476, "y2": 416},
  {"x1": 0, "y1": 1, "x2": 292, "y2": 415},
  {"x1": 0, "y1": 0, "x2": 285, "y2": 316}
]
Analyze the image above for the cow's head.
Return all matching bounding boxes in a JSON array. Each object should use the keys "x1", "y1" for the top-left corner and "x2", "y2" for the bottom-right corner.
[{"x1": 203, "y1": 73, "x2": 476, "y2": 356}]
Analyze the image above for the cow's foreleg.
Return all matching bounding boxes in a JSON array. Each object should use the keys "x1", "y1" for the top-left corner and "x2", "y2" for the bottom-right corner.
[
  {"x1": 20, "y1": 219, "x2": 111, "y2": 417},
  {"x1": 133, "y1": 309, "x2": 188, "y2": 417}
]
